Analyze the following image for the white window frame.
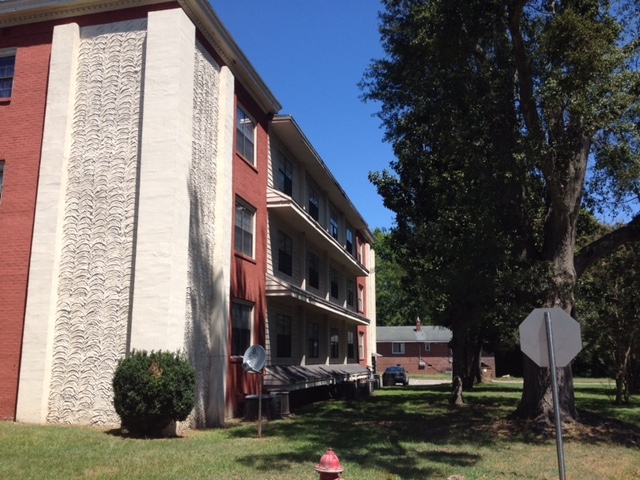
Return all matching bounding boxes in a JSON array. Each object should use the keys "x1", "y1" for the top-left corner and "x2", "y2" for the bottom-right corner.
[
  {"x1": 276, "y1": 151, "x2": 293, "y2": 196},
  {"x1": 345, "y1": 225, "x2": 354, "y2": 256},
  {"x1": 231, "y1": 300, "x2": 254, "y2": 357},
  {"x1": 424, "y1": 342, "x2": 431, "y2": 352},
  {"x1": 307, "y1": 182, "x2": 320, "y2": 222},
  {"x1": 276, "y1": 314, "x2": 292, "y2": 358},
  {"x1": 308, "y1": 250, "x2": 320, "y2": 290},
  {"x1": 0, "y1": 160, "x2": 4, "y2": 204},
  {"x1": 330, "y1": 267, "x2": 340, "y2": 299},
  {"x1": 392, "y1": 342, "x2": 405, "y2": 355},
  {"x1": 330, "y1": 327, "x2": 340, "y2": 358},
  {"x1": 346, "y1": 278, "x2": 355, "y2": 307},
  {"x1": 277, "y1": 230, "x2": 293, "y2": 276},
  {"x1": 329, "y1": 207, "x2": 339, "y2": 240},
  {"x1": 234, "y1": 198, "x2": 255, "y2": 258},
  {"x1": 236, "y1": 105, "x2": 256, "y2": 165},
  {"x1": 308, "y1": 321, "x2": 320, "y2": 358},
  {"x1": 0, "y1": 50, "x2": 16, "y2": 99},
  {"x1": 347, "y1": 331, "x2": 355, "y2": 359}
]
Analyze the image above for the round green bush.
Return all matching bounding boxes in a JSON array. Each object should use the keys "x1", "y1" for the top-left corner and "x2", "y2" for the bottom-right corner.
[{"x1": 112, "y1": 350, "x2": 196, "y2": 437}]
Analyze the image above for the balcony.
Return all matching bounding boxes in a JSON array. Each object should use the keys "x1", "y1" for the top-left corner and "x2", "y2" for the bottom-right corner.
[
  {"x1": 266, "y1": 274, "x2": 370, "y2": 326},
  {"x1": 267, "y1": 188, "x2": 369, "y2": 278}
]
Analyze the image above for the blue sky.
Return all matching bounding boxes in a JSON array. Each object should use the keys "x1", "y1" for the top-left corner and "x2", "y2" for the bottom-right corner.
[{"x1": 211, "y1": 1, "x2": 395, "y2": 231}]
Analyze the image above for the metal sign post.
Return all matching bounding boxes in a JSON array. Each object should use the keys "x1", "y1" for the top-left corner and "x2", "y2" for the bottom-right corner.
[
  {"x1": 258, "y1": 372, "x2": 263, "y2": 439},
  {"x1": 519, "y1": 308, "x2": 582, "y2": 480},
  {"x1": 544, "y1": 311, "x2": 566, "y2": 480},
  {"x1": 242, "y1": 345, "x2": 268, "y2": 439}
]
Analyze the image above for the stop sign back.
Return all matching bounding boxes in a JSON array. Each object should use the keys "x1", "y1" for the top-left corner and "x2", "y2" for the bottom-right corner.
[{"x1": 519, "y1": 308, "x2": 582, "y2": 368}]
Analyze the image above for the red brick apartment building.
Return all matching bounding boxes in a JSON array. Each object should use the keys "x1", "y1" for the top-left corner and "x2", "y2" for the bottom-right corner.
[
  {"x1": 377, "y1": 320, "x2": 495, "y2": 377},
  {"x1": 0, "y1": 0, "x2": 376, "y2": 427}
]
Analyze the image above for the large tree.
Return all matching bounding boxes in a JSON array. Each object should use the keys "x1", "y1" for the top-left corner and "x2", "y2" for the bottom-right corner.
[
  {"x1": 362, "y1": 0, "x2": 640, "y2": 422},
  {"x1": 373, "y1": 228, "x2": 425, "y2": 326},
  {"x1": 577, "y1": 227, "x2": 640, "y2": 404}
]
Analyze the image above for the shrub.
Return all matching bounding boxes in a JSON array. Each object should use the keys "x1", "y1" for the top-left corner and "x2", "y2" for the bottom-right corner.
[{"x1": 112, "y1": 350, "x2": 196, "y2": 437}]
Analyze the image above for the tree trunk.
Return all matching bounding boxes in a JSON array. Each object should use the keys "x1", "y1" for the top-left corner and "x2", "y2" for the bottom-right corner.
[
  {"x1": 450, "y1": 330, "x2": 482, "y2": 391},
  {"x1": 514, "y1": 355, "x2": 577, "y2": 424}
]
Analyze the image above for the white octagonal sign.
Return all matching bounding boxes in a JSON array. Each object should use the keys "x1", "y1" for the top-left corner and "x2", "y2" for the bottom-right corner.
[{"x1": 519, "y1": 308, "x2": 582, "y2": 368}]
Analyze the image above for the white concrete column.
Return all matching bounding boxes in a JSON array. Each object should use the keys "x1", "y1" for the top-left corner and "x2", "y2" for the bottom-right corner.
[
  {"x1": 16, "y1": 23, "x2": 80, "y2": 423},
  {"x1": 207, "y1": 65, "x2": 234, "y2": 426},
  {"x1": 366, "y1": 244, "x2": 377, "y2": 361},
  {"x1": 129, "y1": 8, "x2": 195, "y2": 351}
]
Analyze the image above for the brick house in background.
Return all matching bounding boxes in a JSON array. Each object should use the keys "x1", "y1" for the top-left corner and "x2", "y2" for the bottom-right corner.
[
  {"x1": 377, "y1": 319, "x2": 495, "y2": 378},
  {"x1": 0, "y1": 0, "x2": 375, "y2": 427}
]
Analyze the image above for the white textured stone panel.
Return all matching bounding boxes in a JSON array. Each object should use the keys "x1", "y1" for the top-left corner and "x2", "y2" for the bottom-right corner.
[
  {"x1": 183, "y1": 42, "x2": 220, "y2": 427},
  {"x1": 47, "y1": 18, "x2": 147, "y2": 426}
]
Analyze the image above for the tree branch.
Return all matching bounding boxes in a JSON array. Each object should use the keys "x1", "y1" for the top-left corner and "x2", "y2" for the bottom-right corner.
[
  {"x1": 575, "y1": 214, "x2": 640, "y2": 278},
  {"x1": 507, "y1": 1, "x2": 545, "y2": 144}
]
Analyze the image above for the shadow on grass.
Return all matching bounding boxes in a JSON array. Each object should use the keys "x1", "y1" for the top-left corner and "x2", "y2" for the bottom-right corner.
[
  {"x1": 225, "y1": 385, "x2": 527, "y2": 478},
  {"x1": 224, "y1": 382, "x2": 640, "y2": 479}
]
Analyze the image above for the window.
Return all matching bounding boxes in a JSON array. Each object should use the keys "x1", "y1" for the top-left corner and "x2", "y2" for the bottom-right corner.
[
  {"x1": 0, "y1": 161, "x2": 4, "y2": 204},
  {"x1": 0, "y1": 53, "x2": 15, "y2": 98},
  {"x1": 308, "y1": 251, "x2": 320, "y2": 289},
  {"x1": 276, "y1": 314, "x2": 292, "y2": 358},
  {"x1": 345, "y1": 226, "x2": 354, "y2": 255},
  {"x1": 231, "y1": 302, "x2": 252, "y2": 356},
  {"x1": 330, "y1": 268, "x2": 339, "y2": 299},
  {"x1": 358, "y1": 285, "x2": 364, "y2": 312},
  {"x1": 277, "y1": 230, "x2": 293, "y2": 276},
  {"x1": 308, "y1": 185, "x2": 319, "y2": 221},
  {"x1": 347, "y1": 331, "x2": 355, "y2": 359},
  {"x1": 329, "y1": 209, "x2": 339, "y2": 240},
  {"x1": 234, "y1": 199, "x2": 254, "y2": 257},
  {"x1": 276, "y1": 152, "x2": 293, "y2": 196},
  {"x1": 308, "y1": 322, "x2": 319, "y2": 358},
  {"x1": 330, "y1": 327, "x2": 339, "y2": 358},
  {"x1": 236, "y1": 106, "x2": 255, "y2": 163},
  {"x1": 424, "y1": 342, "x2": 431, "y2": 352},
  {"x1": 392, "y1": 342, "x2": 405, "y2": 354},
  {"x1": 346, "y1": 279, "x2": 355, "y2": 307}
]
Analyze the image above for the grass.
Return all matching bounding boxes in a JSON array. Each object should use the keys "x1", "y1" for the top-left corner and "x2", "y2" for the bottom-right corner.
[{"x1": 1, "y1": 381, "x2": 639, "y2": 479}]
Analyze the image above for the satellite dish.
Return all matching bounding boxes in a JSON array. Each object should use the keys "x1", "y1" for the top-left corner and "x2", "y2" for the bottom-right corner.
[{"x1": 242, "y1": 345, "x2": 266, "y2": 374}]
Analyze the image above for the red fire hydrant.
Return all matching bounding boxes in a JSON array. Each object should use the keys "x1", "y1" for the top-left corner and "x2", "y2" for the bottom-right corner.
[{"x1": 315, "y1": 448, "x2": 345, "y2": 480}]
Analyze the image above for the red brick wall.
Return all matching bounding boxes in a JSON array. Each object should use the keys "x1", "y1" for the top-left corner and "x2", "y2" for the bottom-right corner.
[
  {"x1": 227, "y1": 83, "x2": 271, "y2": 416},
  {"x1": 377, "y1": 342, "x2": 495, "y2": 377},
  {"x1": 0, "y1": 28, "x2": 52, "y2": 420},
  {"x1": 377, "y1": 342, "x2": 453, "y2": 375}
]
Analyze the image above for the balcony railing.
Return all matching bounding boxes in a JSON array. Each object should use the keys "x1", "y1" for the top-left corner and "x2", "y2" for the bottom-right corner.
[
  {"x1": 267, "y1": 188, "x2": 369, "y2": 278},
  {"x1": 266, "y1": 274, "x2": 370, "y2": 326}
]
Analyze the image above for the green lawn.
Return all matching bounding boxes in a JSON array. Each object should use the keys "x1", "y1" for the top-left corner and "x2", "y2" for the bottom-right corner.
[{"x1": 1, "y1": 381, "x2": 639, "y2": 479}]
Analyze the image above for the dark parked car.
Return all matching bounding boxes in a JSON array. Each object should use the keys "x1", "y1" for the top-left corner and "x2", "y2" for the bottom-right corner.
[{"x1": 382, "y1": 365, "x2": 409, "y2": 386}]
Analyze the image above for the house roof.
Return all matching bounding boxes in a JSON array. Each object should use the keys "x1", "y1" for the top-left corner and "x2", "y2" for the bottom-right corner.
[{"x1": 377, "y1": 326, "x2": 453, "y2": 343}]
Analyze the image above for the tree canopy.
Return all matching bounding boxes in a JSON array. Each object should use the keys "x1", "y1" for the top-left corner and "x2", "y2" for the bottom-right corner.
[
  {"x1": 373, "y1": 228, "x2": 424, "y2": 326},
  {"x1": 362, "y1": 0, "x2": 640, "y2": 421}
]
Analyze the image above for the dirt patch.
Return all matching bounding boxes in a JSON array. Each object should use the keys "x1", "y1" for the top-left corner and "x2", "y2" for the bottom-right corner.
[{"x1": 473, "y1": 409, "x2": 640, "y2": 447}]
